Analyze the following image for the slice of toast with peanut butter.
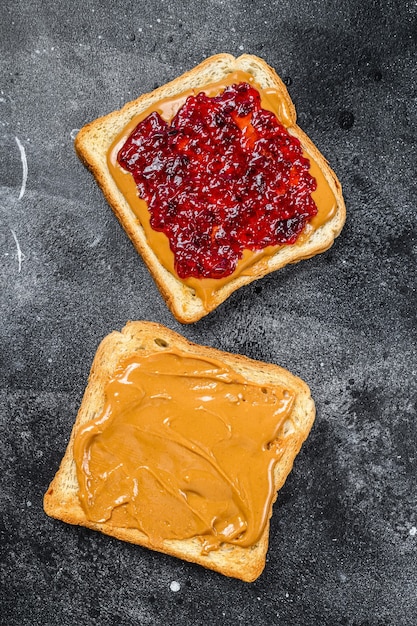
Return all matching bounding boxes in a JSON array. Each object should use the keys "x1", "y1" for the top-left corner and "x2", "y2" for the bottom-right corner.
[
  {"x1": 75, "y1": 54, "x2": 346, "y2": 323},
  {"x1": 44, "y1": 321, "x2": 315, "y2": 582}
]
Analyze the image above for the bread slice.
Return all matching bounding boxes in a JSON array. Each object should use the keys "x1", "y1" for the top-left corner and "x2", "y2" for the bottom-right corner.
[
  {"x1": 75, "y1": 53, "x2": 345, "y2": 324},
  {"x1": 44, "y1": 321, "x2": 315, "y2": 582}
]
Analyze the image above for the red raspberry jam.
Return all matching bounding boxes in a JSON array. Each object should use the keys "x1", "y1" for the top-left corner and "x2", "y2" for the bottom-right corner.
[{"x1": 117, "y1": 83, "x2": 318, "y2": 280}]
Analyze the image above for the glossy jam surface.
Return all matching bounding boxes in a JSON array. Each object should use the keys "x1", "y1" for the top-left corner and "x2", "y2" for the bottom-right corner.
[
  {"x1": 117, "y1": 83, "x2": 318, "y2": 280},
  {"x1": 73, "y1": 349, "x2": 296, "y2": 553}
]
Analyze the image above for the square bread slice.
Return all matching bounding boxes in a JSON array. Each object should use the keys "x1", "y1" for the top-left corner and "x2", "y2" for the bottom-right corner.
[
  {"x1": 75, "y1": 54, "x2": 346, "y2": 323},
  {"x1": 44, "y1": 321, "x2": 315, "y2": 582}
]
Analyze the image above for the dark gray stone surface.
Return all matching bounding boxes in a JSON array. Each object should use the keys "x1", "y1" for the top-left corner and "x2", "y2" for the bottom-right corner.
[{"x1": 1, "y1": 1, "x2": 416, "y2": 624}]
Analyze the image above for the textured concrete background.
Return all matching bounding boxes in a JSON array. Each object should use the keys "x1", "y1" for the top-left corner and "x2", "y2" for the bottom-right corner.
[{"x1": 1, "y1": 1, "x2": 416, "y2": 624}]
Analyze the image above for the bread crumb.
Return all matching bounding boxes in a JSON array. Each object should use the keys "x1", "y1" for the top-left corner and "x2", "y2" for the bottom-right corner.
[
  {"x1": 409, "y1": 526, "x2": 417, "y2": 536},
  {"x1": 170, "y1": 581, "x2": 181, "y2": 592}
]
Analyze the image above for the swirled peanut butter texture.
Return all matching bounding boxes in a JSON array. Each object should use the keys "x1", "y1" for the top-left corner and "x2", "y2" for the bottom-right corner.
[
  {"x1": 73, "y1": 349, "x2": 295, "y2": 553},
  {"x1": 108, "y1": 71, "x2": 337, "y2": 309}
]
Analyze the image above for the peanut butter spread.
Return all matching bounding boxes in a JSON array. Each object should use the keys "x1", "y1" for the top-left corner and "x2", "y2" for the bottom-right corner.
[
  {"x1": 108, "y1": 71, "x2": 337, "y2": 308},
  {"x1": 73, "y1": 349, "x2": 296, "y2": 553}
]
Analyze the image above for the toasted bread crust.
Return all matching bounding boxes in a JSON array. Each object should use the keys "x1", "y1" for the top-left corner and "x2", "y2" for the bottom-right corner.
[
  {"x1": 44, "y1": 321, "x2": 315, "y2": 582},
  {"x1": 75, "y1": 54, "x2": 346, "y2": 323}
]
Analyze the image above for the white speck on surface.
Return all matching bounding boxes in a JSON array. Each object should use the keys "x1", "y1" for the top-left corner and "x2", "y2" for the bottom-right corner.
[
  {"x1": 285, "y1": 592, "x2": 289, "y2": 598},
  {"x1": 10, "y1": 229, "x2": 24, "y2": 273},
  {"x1": 47, "y1": 358, "x2": 52, "y2": 364},
  {"x1": 238, "y1": 45, "x2": 244, "y2": 50},
  {"x1": 70, "y1": 128, "x2": 80, "y2": 140},
  {"x1": 409, "y1": 526, "x2": 417, "y2": 536},
  {"x1": 27, "y1": 501, "x2": 32, "y2": 507},
  {"x1": 15, "y1": 136, "x2": 28, "y2": 200},
  {"x1": 157, "y1": 18, "x2": 161, "y2": 23},
  {"x1": 170, "y1": 581, "x2": 180, "y2": 592},
  {"x1": 339, "y1": 571, "x2": 348, "y2": 582},
  {"x1": 89, "y1": 235, "x2": 102, "y2": 248}
]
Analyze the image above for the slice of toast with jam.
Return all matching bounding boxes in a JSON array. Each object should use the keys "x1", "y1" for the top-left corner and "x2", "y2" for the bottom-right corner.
[{"x1": 75, "y1": 54, "x2": 345, "y2": 323}]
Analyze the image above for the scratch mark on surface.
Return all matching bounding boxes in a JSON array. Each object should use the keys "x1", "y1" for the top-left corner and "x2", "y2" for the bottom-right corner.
[
  {"x1": 15, "y1": 136, "x2": 28, "y2": 200},
  {"x1": 10, "y1": 229, "x2": 23, "y2": 273}
]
